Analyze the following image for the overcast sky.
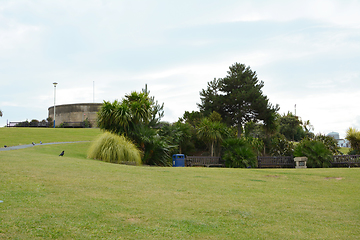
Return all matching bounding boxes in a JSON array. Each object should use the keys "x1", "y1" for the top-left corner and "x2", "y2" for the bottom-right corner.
[{"x1": 1, "y1": 0, "x2": 359, "y2": 138}]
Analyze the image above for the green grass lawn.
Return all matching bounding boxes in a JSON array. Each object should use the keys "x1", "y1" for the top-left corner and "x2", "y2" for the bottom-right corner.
[
  {"x1": 0, "y1": 129, "x2": 359, "y2": 239},
  {"x1": 339, "y1": 147, "x2": 350, "y2": 155},
  {"x1": 0, "y1": 127, "x2": 102, "y2": 147}
]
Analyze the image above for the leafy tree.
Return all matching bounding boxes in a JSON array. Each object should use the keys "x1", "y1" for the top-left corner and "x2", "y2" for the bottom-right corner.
[
  {"x1": 294, "y1": 139, "x2": 333, "y2": 168},
  {"x1": 346, "y1": 127, "x2": 360, "y2": 154},
  {"x1": 222, "y1": 138, "x2": 257, "y2": 168},
  {"x1": 198, "y1": 63, "x2": 279, "y2": 138},
  {"x1": 47, "y1": 117, "x2": 53, "y2": 128},
  {"x1": 0, "y1": 109, "x2": 2, "y2": 117},
  {"x1": 278, "y1": 112, "x2": 305, "y2": 141},
  {"x1": 29, "y1": 119, "x2": 40, "y2": 127},
  {"x1": 179, "y1": 110, "x2": 203, "y2": 127},
  {"x1": 208, "y1": 111, "x2": 223, "y2": 123}
]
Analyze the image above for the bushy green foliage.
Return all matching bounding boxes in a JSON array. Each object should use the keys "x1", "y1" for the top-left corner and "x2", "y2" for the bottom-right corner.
[
  {"x1": 346, "y1": 127, "x2": 360, "y2": 154},
  {"x1": 83, "y1": 118, "x2": 92, "y2": 128},
  {"x1": 222, "y1": 138, "x2": 257, "y2": 168},
  {"x1": 133, "y1": 125, "x2": 173, "y2": 166},
  {"x1": 294, "y1": 139, "x2": 333, "y2": 168},
  {"x1": 269, "y1": 133, "x2": 294, "y2": 156},
  {"x1": 88, "y1": 132, "x2": 141, "y2": 165},
  {"x1": 159, "y1": 121, "x2": 195, "y2": 156},
  {"x1": 180, "y1": 110, "x2": 203, "y2": 127},
  {"x1": 278, "y1": 112, "x2": 305, "y2": 141},
  {"x1": 97, "y1": 90, "x2": 171, "y2": 165},
  {"x1": 243, "y1": 136, "x2": 264, "y2": 156},
  {"x1": 313, "y1": 134, "x2": 340, "y2": 155}
]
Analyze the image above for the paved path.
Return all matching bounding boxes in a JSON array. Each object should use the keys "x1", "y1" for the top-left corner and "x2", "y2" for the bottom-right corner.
[{"x1": 0, "y1": 141, "x2": 90, "y2": 151}]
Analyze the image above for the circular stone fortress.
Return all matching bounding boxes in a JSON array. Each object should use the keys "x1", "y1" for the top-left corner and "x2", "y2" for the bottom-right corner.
[{"x1": 48, "y1": 103, "x2": 102, "y2": 127}]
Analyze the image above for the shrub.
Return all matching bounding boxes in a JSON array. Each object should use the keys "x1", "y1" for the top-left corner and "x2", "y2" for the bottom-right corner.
[
  {"x1": 29, "y1": 119, "x2": 40, "y2": 127},
  {"x1": 244, "y1": 136, "x2": 264, "y2": 156},
  {"x1": 83, "y1": 118, "x2": 92, "y2": 128},
  {"x1": 133, "y1": 125, "x2": 173, "y2": 166},
  {"x1": 294, "y1": 139, "x2": 333, "y2": 168},
  {"x1": 269, "y1": 133, "x2": 294, "y2": 156},
  {"x1": 313, "y1": 134, "x2": 340, "y2": 155},
  {"x1": 59, "y1": 122, "x2": 69, "y2": 128},
  {"x1": 346, "y1": 127, "x2": 360, "y2": 154},
  {"x1": 88, "y1": 132, "x2": 141, "y2": 165},
  {"x1": 222, "y1": 138, "x2": 257, "y2": 168}
]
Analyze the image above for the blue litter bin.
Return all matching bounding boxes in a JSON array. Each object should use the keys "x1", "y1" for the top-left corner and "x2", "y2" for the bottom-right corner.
[{"x1": 172, "y1": 154, "x2": 185, "y2": 167}]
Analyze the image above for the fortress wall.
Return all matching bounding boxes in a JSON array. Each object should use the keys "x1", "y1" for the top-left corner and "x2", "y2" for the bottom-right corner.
[{"x1": 48, "y1": 103, "x2": 102, "y2": 127}]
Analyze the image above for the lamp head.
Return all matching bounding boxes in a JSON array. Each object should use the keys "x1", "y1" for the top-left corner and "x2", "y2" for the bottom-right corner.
[{"x1": 53, "y1": 82, "x2": 58, "y2": 87}]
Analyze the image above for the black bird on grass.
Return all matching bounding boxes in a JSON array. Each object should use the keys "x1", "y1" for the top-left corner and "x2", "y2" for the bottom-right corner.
[
  {"x1": 59, "y1": 151, "x2": 65, "y2": 157},
  {"x1": 4, "y1": 145, "x2": 7, "y2": 148}
]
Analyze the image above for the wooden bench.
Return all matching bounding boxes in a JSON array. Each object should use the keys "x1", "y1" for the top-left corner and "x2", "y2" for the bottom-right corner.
[
  {"x1": 257, "y1": 156, "x2": 294, "y2": 168},
  {"x1": 332, "y1": 155, "x2": 360, "y2": 167},
  {"x1": 61, "y1": 122, "x2": 85, "y2": 128},
  {"x1": 186, "y1": 156, "x2": 225, "y2": 167}
]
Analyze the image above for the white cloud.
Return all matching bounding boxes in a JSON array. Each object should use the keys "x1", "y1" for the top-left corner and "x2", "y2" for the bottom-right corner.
[{"x1": 1, "y1": 0, "x2": 360, "y2": 135}]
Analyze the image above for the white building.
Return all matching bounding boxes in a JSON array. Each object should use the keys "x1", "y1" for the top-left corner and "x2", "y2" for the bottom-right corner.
[{"x1": 327, "y1": 132, "x2": 350, "y2": 148}]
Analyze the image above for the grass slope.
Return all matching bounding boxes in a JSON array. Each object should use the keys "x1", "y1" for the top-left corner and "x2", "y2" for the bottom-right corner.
[
  {"x1": 0, "y1": 128, "x2": 101, "y2": 147},
  {"x1": 0, "y1": 129, "x2": 359, "y2": 239}
]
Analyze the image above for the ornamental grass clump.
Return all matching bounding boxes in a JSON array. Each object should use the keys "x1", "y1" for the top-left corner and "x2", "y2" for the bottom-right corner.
[{"x1": 88, "y1": 132, "x2": 141, "y2": 165}]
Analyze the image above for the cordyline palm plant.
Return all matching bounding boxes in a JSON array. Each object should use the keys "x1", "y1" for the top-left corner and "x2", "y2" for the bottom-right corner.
[
  {"x1": 96, "y1": 90, "x2": 172, "y2": 166},
  {"x1": 197, "y1": 118, "x2": 229, "y2": 157},
  {"x1": 97, "y1": 100, "x2": 131, "y2": 136},
  {"x1": 123, "y1": 91, "x2": 152, "y2": 124}
]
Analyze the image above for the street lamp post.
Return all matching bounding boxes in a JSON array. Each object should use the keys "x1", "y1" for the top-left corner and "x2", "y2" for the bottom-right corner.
[{"x1": 53, "y1": 82, "x2": 58, "y2": 128}]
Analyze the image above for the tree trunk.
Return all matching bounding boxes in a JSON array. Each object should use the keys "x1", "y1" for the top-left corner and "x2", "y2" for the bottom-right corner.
[
  {"x1": 211, "y1": 142, "x2": 214, "y2": 157},
  {"x1": 237, "y1": 123, "x2": 242, "y2": 139}
]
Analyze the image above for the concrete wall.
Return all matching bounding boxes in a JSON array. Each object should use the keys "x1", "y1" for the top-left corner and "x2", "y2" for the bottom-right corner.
[{"x1": 48, "y1": 103, "x2": 102, "y2": 127}]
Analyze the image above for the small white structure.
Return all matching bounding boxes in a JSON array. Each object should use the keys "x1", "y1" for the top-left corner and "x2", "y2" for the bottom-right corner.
[
  {"x1": 294, "y1": 157, "x2": 307, "y2": 169},
  {"x1": 327, "y1": 132, "x2": 350, "y2": 148}
]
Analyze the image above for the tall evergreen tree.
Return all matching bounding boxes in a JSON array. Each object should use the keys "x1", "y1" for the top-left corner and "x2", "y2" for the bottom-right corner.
[{"x1": 199, "y1": 63, "x2": 279, "y2": 138}]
